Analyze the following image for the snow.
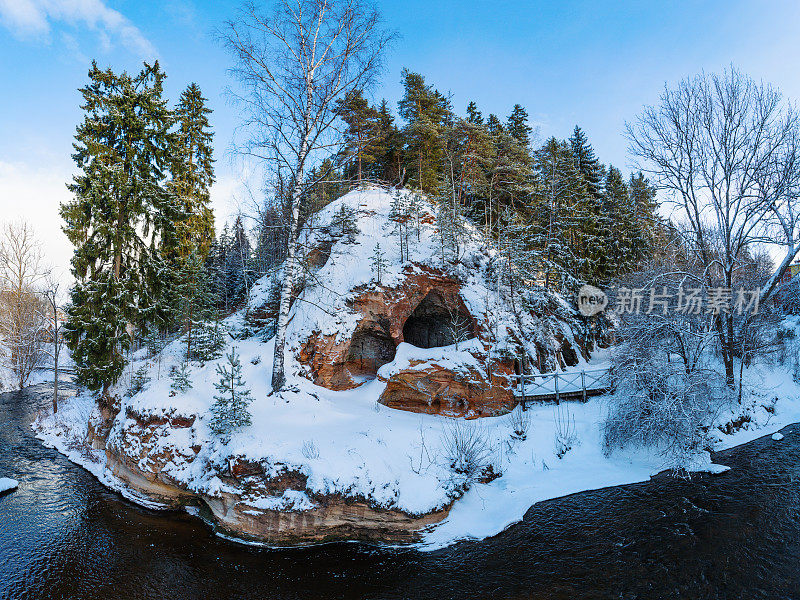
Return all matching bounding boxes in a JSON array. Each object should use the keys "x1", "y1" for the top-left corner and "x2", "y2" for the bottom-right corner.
[
  {"x1": 30, "y1": 187, "x2": 800, "y2": 549},
  {"x1": 772, "y1": 432, "x2": 785, "y2": 441},
  {"x1": 0, "y1": 477, "x2": 18, "y2": 493}
]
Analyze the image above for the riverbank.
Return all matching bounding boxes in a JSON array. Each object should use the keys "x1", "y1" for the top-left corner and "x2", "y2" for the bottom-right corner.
[
  {"x1": 32, "y1": 356, "x2": 800, "y2": 550},
  {"x1": 4, "y1": 383, "x2": 800, "y2": 599}
]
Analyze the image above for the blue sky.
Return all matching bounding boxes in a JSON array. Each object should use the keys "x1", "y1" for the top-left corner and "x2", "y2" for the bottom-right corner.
[{"x1": 2, "y1": 0, "x2": 800, "y2": 277}]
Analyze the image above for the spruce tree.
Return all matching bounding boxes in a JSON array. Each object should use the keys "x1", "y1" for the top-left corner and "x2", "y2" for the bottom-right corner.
[
  {"x1": 169, "y1": 360, "x2": 192, "y2": 395},
  {"x1": 506, "y1": 104, "x2": 532, "y2": 148},
  {"x1": 568, "y1": 125, "x2": 605, "y2": 199},
  {"x1": 171, "y1": 83, "x2": 215, "y2": 260},
  {"x1": 209, "y1": 349, "x2": 253, "y2": 442},
  {"x1": 61, "y1": 61, "x2": 179, "y2": 392},
  {"x1": 466, "y1": 101, "x2": 483, "y2": 124}
]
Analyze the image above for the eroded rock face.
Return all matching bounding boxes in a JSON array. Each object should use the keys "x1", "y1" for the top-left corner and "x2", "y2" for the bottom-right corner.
[
  {"x1": 90, "y1": 416, "x2": 449, "y2": 545},
  {"x1": 295, "y1": 262, "x2": 590, "y2": 416},
  {"x1": 297, "y1": 264, "x2": 473, "y2": 391},
  {"x1": 378, "y1": 357, "x2": 516, "y2": 418}
]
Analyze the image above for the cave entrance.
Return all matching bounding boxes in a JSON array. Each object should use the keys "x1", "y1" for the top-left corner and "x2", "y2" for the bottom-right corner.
[
  {"x1": 402, "y1": 290, "x2": 473, "y2": 349},
  {"x1": 345, "y1": 327, "x2": 396, "y2": 379}
]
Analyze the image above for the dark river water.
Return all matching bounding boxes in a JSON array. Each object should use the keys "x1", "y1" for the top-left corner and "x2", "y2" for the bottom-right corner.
[{"x1": 2, "y1": 384, "x2": 800, "y2": 600}]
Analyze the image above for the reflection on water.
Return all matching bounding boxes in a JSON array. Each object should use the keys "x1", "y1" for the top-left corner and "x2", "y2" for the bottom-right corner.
[{"x1": 2, "y1": 384, "x2": 800, "y2": 600}]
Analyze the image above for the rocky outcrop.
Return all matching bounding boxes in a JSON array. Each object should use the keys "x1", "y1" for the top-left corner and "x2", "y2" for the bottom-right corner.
[
  {"x1": 378, "y1": 357, "x2": 516, "y2": 418},
  {"x1": 91, "y1": 405, "x2": 450, "y2": 545}
]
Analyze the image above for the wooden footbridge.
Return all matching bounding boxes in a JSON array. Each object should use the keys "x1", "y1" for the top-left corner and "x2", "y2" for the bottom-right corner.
[{"x1": 513, "y1": 367, "x2": 612, "y2": 408}]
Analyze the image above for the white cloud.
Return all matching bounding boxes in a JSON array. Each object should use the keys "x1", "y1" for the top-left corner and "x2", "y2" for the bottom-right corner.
[
  {"x1": 0, "y1": 160, "x2": 75, "y2": 283},
  {"x1": 0, "y1": 0, "x2": 156, "y2": 59}
]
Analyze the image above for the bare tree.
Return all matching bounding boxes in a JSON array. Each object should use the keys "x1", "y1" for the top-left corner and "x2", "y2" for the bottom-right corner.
[
  {"x1": 628, "y1": 68, "x2": 800, "y2": 387},
  {"x1": 0, "y1": 221, "x2": 48, "y2": 388},
  {"x1": 39, "y1": 278, "x2": 64, "y2": 412},
  {"x1": 222, "y1": 0, "x2": 394, "y2": 391}
]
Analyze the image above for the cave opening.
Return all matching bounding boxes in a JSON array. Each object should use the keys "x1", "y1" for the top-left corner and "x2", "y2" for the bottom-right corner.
[
  {"x1": 402, "y1": 290, "x2": 473, "y2": 349},
  {"x1": 345, "y1": 327, "x2": 396, "y2": 379}
]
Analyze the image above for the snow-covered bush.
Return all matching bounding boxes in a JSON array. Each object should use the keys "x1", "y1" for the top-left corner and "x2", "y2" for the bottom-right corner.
[
  {"x1": 773, "y1": 277, "x2": 800, "y2": 314},
  {"x1": 553, "y1": 404, "x2": 578, "y2": 458},
  {"x1": 603, "y1": 354, "x2": 728, "y2": 469},
  {"x1": 301, "y1": 439, "x2": 320, "y2": 460},
  {"x1": 509, "y1": 407, "x2": 531, "y2": 441},
  {"x1": 440, "y1": 420, "x2": 492, "y2": 488}
]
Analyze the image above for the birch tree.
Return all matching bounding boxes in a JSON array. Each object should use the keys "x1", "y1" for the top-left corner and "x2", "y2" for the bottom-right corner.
[
  {"x1": 223, "y1": 0, "x2": 394, "y2": 391},
  {"x1": 627, "y1": 68, "x2": 800, "y2": 388},
  {"x1": 0, "y1": 221, "x2": 48, "y2": 388}
]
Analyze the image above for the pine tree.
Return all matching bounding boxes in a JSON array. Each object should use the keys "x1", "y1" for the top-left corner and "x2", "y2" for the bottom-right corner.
[
  {"x1": 169, "y1": 360, "x2": 192, "y2": 396},
  {"x1": 373, "y1": 99, "x2": 403, "y2": 183},
  {"x1": 370, "y1": 243, "x2": 389, "y2": 284},
  {"x1": 61, "y1": 61, "x2": 179, "y2": 392},
  {"x1": 388, "y1": 191, "x2": 410, "y2": 262},
  {"x1": 208, "y1": 348, "x2": 253, "y2": 442},
  {"x1": 190, "y1": 320, "x2": 226, "y2": 362},
  {"x1": 506, "y1": 104, "x2": 532, "y2": 148},
  {"x1": 398, "y1": 69, "x2": 450, "y2": 192},
  {"x1": 335, "y1": 90, "x2": 381, "y2": 184}
]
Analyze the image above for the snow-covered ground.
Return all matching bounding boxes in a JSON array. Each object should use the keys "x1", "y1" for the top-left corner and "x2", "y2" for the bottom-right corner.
[{"x1": 31, "y1": 188, "x2": 800, "y2": 549}]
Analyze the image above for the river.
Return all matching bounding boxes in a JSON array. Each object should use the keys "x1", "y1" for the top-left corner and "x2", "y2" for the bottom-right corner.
[{"x1": 1, "y1": 383, "x2": 799, "y2": 599}]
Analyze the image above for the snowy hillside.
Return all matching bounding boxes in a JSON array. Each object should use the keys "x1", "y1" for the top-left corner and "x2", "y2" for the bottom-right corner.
[{"x1": 34, "y1": 187, "x2": 800, "y2": 548}]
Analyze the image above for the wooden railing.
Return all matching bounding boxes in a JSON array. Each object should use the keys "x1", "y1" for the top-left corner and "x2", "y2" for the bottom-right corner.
[{"x1": 512, "y1": 367, "x2": 612, "y2": 409}]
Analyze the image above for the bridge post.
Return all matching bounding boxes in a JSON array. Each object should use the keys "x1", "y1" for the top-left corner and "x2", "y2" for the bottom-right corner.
[
  {"x1": 554, "y1": 373, "x2": 560, "y2": 404},
  {"x1": 581, "y1": 371, "x2": 586, "y2": 403}
]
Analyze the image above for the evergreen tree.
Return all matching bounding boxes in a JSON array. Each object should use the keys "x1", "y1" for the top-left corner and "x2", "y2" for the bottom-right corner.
[
  {"x1": 370, "y1": 243, "x2": 389, "y2": 284},
  {"x1": 568, "y1": 125, "x2": 605, "y2": 199},
  {"x1": 171, "y1": 83, "x2": 215, "y2": 260},
  {"x1": 466, "y1": 101, "x2": 483, "y2": 125},
  {"x1": 397, "y1": 69, "x2": 450, "y2": 192},
  {"x1": 335, "y1": 90, "x2": 381, "y2": 184},
  {"x1": 506, "y1": 104, "x2": 532, "y2": 148},
  {"x1": 224, "y1": 216, "x2": 253, "y2": 309},
  {"x1": 169, "y1": 360, "x2": 192, "y2": 395},
  {"x1": 331, "y1": 203, "x2": 360, "y2": 243},
  {"x1": 127, "y1": 365, "x2": 151, "y2": 397},
  {"x1": 529, "y1": 137, "x2": 588, "y2": 288},
  {"x1": 208, "y1": 348, "x2": 253, "y2": 442},
  {"x1": 485, "y1": 114, "x2": 504, "y2": 135},
  {"x1": 190, "y1": 320, "x2": 226, "y2": 362},
  {"x1": 61, "y1": 61, "x2": 178, "y2": 392},
  {"x1": 373, "y1": 99, "x2": 402, "y2": 183},
  {"x1": 388, "y1": 191, "x2": 410, "y2": 262}
]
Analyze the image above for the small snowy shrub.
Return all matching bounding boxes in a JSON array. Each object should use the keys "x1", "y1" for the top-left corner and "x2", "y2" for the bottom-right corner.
[
  {"x1": 301, "y1": 439, "x2": 320, "y2": 460},
  {"x1": 126, "y1": 365, "x2": 150, "y2": 397},
  {"x1": 553, "y1": 404, "x2": 578, "y2": 459},
  {"x1": 189, "y1": 321, "x2": 226, "y2": 362},
  {"x1": 509, "y1": 407, "x2": 531, "y2": 441},
  {"x1": 169, "y1": 361, "x2": 192, "y2": 396},
  {"x1": 208, "y1": 349, "x2": 253, "y2": 442},
  {"x1": 440, "y1": 420, "x2": 492, "y2": 487},
  {"x1": 331, "y1": 203, "x2": 359, "y2": 243}
]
